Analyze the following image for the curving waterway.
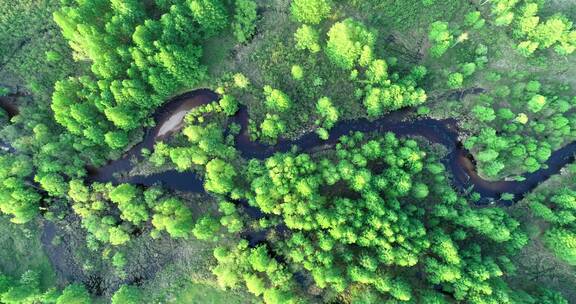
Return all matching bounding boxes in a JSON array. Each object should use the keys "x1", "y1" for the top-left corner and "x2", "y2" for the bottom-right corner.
[{"x1": 90, "y1": 89, "x2": 576, "y2": 204}]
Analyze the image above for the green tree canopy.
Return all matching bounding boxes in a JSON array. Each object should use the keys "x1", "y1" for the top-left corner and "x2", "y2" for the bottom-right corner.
[
  {"x1": 290, "y1": 0, "x2": 331, "y2": 25},
  {"x1": 325, "y1": 19, "x2": 375, "y2": 70}
]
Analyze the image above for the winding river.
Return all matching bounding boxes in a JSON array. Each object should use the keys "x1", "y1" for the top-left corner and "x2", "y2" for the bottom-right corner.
[{"x1": 90, "y1": 89, "x2": 576, "y2": 204}]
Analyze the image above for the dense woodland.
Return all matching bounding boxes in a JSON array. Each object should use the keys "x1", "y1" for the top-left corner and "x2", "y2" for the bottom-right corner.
[{"x1": 2, "y1": 0, "x2": 576, "y2": 303}]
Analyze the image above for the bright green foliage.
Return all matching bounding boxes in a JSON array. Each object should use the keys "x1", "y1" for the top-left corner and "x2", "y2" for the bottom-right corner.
[
  {"x1": 189, "y1": 0, "x2": 229, "y2": 36},
  {"x1": 51, "y1": 0, "x2": 228, "y2": 151},
  {"x1": 521, "y1": 13, "x2": 576, "y2": 56},
  {"x1": 112, "y1": 285, "x2": 142, "y2": 304},
  {"x1": 490, "y1": 1, "x2": 576, "y2": 56},
  {"x1": 315, "y1": 97, "x2": 339, "y2": 136},
  {"x1": 517, "y1": 40, "x2": 539, "y2": 57},
  {"x1": 363, "y1": 85, "x2": 427, "y2": 117},
  {"x1": 321, "y1": 19, "x2": 427, "y2": 117},
  {"x1": 67, "y1": 180, "x2": 88, "y2": 203},
  {"x1": 263, "y1": 86, "x2": 292, "y2": 112},
  {"x1": 290, "y1": 0, "x2": 331, "y2": 25},
  {"x1": 112, "y1": 252, "x2": 127, "y2": 270},
  {"x1": 527, "y1": 94, "x2": 546, "y2": 113},
  {"x1": 104, "y1": 106, "x2": 140, "y2": 131},
  {"x1": 51, "y1": 77, "x2": 115, "y2": 142},
  {"x1": 411, "y1": 183, "x2": 429, "y2": 199},
  {"x1": 428, "y1": 21, "x2": 453, "y2": 58},
  {"x1": 152, "y1": 198, "x2": 194, "y2": 239},
  {"x1": 45, "y1": 50, "x2": 63, "y2": 62},
  {"x1": 446, "y1": 73, "x2": 463, "y2": 89},
  {"x1": 464, "y1": 11, "x2": 485, "y2": 30},
  {"x1": 491, "y1": 0, "x2": 517, "y2": 26},
  {"x1": 232, "y1": 0, "x2": 257, "y2": 43},
  {"x1": 104, "y1": 131, "x2": 129, "y2": 150},
  {"x1": 0, "y1": 270, "x2": 90, "y2": 304},
  {"x1": 109, "y1": 184, "x2": 149, "y2": 226},
  {"x1": 291, "y1": 65, "x2": 304, "y2": 80},
  {"x1": 365, "y1": 59, "x2": 388, "y2": 85},
  {"x1": 67, "y1": 181, "x2": 187, "y2": 245},
  {"x1": 205, "y1": 159, "x2": 237, "y2": 194},
  {"x1": 212, "y1": 241, "x2": 302, "y2": 303},
  {"x1": 56, "y1": 284, "x2": 92, "y2": 304},
  {"x1": 36, "y1": 172, "x2": 68, "y2": 197},
  {"x1": 325, "y1": 19, "x2": 376, "y2": 70},
  {"x1": 70, "y1": 183, "x2": 122, "y2": 245},
  {"x1": 162, "y1": 114, "x2": 238, "y2": 172},
  {"x1": 180, "y1": 122, "x2": 237, "y2": 164},
  {"x1": 8, "y1": 115, "x2": 94, "y2": 204},
  {"x1": 460, "y1": 62, "x2": 477, "y2": 77},
  {"x1": 359, "y1": 45, "x2": 373, "y2": 67},
  {"x1": 260, "y1": 114, "x2": 286, "y2": 141},
  {"x1": 472, "y1": 105, "x2": 496, "y2": 122},
  {"x1": 193, "y1": 216, "x2": 220, "y2": 240},
  {"x1": 218, "y1": 201, "x2": 244, "y2": 233},
  {"x1": 244, "y1": 273, "x2": 266, "y2": 296},
  {"x1": 169, "y1": 147, "x2": 198, "y2": 171},
  {"x1": 294, "y1": 25, "x2": 321, "y2": 53},
  {"x1": 0, "y1": 154, "x2": 40, "y2": 224},
  {"x1": 4, "y1": 0, "x2": 576, "y2": 302},
  {"x1": 244, "y1": 132, "x2": 527, "y2": 301},
  {"x1": 212, "y1": 247, "x2": 241, "y2": 288},
  {"x1": 109, "y1": 184, "x2": 138, "y2": 205},
  {"x1": 109, "y1": 227, "x2": 131, "y2": 246},
  {"x1": 233, "y1": 73, "x2": 251, "y2": 89},
  {"x1": 544, "y1": 228, "x2": 576, "y2": 265},
  {"x1": 219, "y1": 95, "x2": 240, "y2": 116}
]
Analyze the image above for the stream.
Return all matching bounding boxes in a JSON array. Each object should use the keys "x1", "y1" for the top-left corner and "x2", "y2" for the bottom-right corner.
[{"x1": 90, "y1": 89, "x2": 576, "y2": 204}]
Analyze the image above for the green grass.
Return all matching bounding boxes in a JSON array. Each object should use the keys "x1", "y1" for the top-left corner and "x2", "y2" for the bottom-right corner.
[
  {"x1": 140, "y1": 258, "x2": 256, "y2": 304},
  {"x1": 0, "y1": 217, "x2": 56, "y2": 289},
  {"x1": 0, "y1": 0, "x2": 81, "y2": 99},
  {"x1": 173, "y1": 280, "x2": 254, "y2": 304},
  {"x1": 201, "y1": 28, "x2": 238, "y2": 80}
]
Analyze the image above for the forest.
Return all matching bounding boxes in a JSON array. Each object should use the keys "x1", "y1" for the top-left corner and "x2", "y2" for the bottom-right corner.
[{"x1": 1, "y1": 0, "x2": 576, "y2": 303}]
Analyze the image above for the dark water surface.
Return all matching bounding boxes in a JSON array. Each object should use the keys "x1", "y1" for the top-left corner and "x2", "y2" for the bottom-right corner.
[
  {"x1": 0, "y1": 96, "x2": 19, "y2": 118},
  {"x1": 90, "y1": 89, "x2": 576, "y2": 203},
  {"x1": 89, "y1": 89, "x2": 218, "y2": 184}
]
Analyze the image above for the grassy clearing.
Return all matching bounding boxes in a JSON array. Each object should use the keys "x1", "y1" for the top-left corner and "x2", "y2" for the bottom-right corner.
[
  {"x1": 0, "y1": 0, "x2": 81, "y2": 100},
  {"x1": 0, "y1": 217, "x2": 56, "y2": 289},
  {"x1": 173, "y1": 280, "x2": 254, "y2": 304},
  {"x1": 201, "y1": 28, "x2": 239, "y2": 81},
  {"x1": 138, "y1": 237, "x2": 256, "y2": 304}
]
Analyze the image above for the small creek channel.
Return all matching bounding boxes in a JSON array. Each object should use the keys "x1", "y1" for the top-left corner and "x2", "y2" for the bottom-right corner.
[{"x1": 90, "y1": 88, "x2": 576, "y2": 204}]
